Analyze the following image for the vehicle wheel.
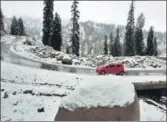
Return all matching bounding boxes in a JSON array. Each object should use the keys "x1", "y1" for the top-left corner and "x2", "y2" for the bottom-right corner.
[
  {"x1": 119, "y1": 71, "x2": 124, "y2": 76},
  {"x1": 101, "y1": 71, "x2": 106, "y2": 75}
]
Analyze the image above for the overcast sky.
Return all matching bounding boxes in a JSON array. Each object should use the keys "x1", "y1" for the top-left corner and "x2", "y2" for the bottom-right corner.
[{"x1": 1, "y1": 1, "x2": 166, "y2": 32}]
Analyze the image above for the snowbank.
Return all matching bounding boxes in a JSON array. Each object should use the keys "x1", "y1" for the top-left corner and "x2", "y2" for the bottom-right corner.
[
  {"x1": 140, "y1": 100, "x2": 166, "y2": 121},
  {"x1": 60, "y1": 79, "x2": 135, "y2": 111}
]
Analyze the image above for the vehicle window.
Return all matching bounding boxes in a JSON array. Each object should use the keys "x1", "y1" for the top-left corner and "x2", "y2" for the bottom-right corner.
[
  {"x1": 110, "y1": 65, "x2": 115, "y2": 67},
  {"x1": 116, "y1": 65, "x2": 120, "y2": 67}
]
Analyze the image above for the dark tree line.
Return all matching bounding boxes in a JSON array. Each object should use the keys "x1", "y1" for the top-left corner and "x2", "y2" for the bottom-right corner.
[
  {"x1": 134, "y1": 13, "x2": 145, "y2": 56},
  {"x1": 104, "y1": 0, "x2": 158, "y2": 57},
  {"x1": 49, "y1": 12, "x2": 62, "y2": 51},
  {"x1": 104, "y1": 35, "x2": 108, "y2": 55},
  {"x1": 123, "y1": 1, "x2": 158, "y2": 56},
  {"x1": 113, "y1": 28, "x2": 122, "y2": 56},
  {"x1": 42, "y1": 0, "x2": 54, "y2": 46},
  {"x1": 70, "y1": 0, "x2": 80, "y2": 56},
  {"x1": 10, "y1": 16, "x2": 26, "y2": 36},
  {"x1": 124, "y1": 0, "x2": 135, "y2": 56},
  {"x1": 0, "y1": 8, "x2": 5, "y2": 36},
  {"x1": 107, "y1": 28, "x2": 121, "y2": 56},
  {"x1": 41, "y1": 0, "x2": 158, "y2": 57},
  {"x1": 42, "y1": 0, "x2": 80, "y2": 56},
  {"x1": 42, "y1": 0, "x2": 62, "y2": 51},
  {"x1": 1, "y1": 8, "x2": 26, "y2": 37},
  {"x1": 146, "y1": 26, "x2": 158, "y2": 56}
]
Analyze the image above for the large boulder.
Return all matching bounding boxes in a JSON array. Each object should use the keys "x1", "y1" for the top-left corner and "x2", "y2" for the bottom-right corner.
[
  {"x1": 57, "y1": 55, "x2": 64, "y2": 61},
  {"x1": 55, "y1": 78, "x2": 140, "y2": 121},
  {"x1": 62, "y1": 55, "x2": 72, "y2": 65},
  {"x1": 23, "y1": 38, "x2": 34, "y2": 45},
  {"x1": 73, "y1": 59, "x2": 81, "y2": 65}
]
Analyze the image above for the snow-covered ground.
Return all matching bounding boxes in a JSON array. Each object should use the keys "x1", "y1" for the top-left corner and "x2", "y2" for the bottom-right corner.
[
  {"x1": 8, "y1": 36, "x2": 64, "y2": 65},
  {"x1": 159, "y1": 51, "x2": 166, "y2": 58},
  {"x1": 140, "y1": 99, "x2": 166, "y2": 121},
  {"x1": 1, "y1": 35, "x2": 16, "y2": 44},
  {"x1": 1, "y1": 61, "x2": 166, "y2": 121},
  {"x1": 5, "y1": 35, "x2": 165, "y2": 69}
]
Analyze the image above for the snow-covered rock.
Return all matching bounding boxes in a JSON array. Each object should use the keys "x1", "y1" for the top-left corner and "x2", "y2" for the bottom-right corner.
[
  {"x1": 72, "y1": 59, "x2": 81, "y2": 65},
  {"x1": 60, "y1": 78, "x2": 135, "y2": 111},
  {"x1": 62, "y1": 55, "x2": 72, "y2": 65},
  {"x1": 23, "y1": 38, "x2": 34, "y2": 45}
]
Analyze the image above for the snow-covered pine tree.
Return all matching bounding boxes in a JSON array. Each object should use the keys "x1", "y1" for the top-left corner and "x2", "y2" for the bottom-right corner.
[
  {"x1": 42, "y1": 0, "x2": 54, "y2": 46},
  {"x1": 49, "y1": 12, "x2": 62, "y2": 51},
  {"x1": 18, "y1": 18, "x2": 26, "y2": 36},
  {"x1": 71, "y1": 0, "x2": 80, "y2": 56},
  {"x1": 109, "y1": 32, "x2": 114, "y2": 55},
  {"x1": 123, "y1": 0, "x2": 135, "y2": 56},
  {"x1": 0, "y1": 8, "x2": 5, "y2": 35},
  {"x1": 104, "y1": 35, "x2": 108, "y2": 55},
  {"x1": 146, "y1": 26, "x2": 154, "y2": 56},
  {"x1": 114, "y1": 28, "x2": 122, "y2": 56},
  {"x1": 134, "y1": 13, "x2": 145, "y2": 56},
  {"x1": 153, "y1": 36, "x2": 158, "y2": 56},
  {"x1": 11, "y1": 16, "x2": 20, "y2": 35}
]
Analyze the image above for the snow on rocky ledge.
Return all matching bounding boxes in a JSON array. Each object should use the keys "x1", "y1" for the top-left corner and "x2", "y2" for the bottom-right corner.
[{"x1": 60, "y1": 78, "x2": 135, "y2": 111}]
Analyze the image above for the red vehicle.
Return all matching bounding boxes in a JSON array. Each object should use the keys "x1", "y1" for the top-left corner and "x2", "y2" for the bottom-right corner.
[{"x1": 96, "y1": 62, "x2": 124, "y2": 75}]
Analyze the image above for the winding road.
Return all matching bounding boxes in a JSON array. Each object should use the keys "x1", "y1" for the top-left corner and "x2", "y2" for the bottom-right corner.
[{"x1": 1, "y1": 36, "x2": 166, "y2": 76}]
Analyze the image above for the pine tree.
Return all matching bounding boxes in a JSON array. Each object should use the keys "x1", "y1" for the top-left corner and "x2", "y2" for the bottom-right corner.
[
  {"x1": 146, "y1": 26, "x2": 154, "y2": 56},
  {"x1": 104, "y1": 35, "x2": 108, "y2": 55},
  {"x1": 153, "y1": 36, "x2": 158, "y2": 56},
  {"x1": 141, "y1": 40, "x2": 146, "y2": 56},
  {"x1": 49, "y1": 12, "x2": 62, "y2": 51},
  {"x1": 111, "y1": 44, "x2": 115, "y2": 56},
  {"x1": 66, "y1": 45, "x2": 71, "y2": 54},
  {"x1": 71, "y1": 0, "x2": 80, "y2": 56},
  {"x1": 11, "y1": 16, "x2": 20, "y2": 35},
  {"x1": 134, "y1": 13, "x2": 145, "y2": 55},
  {"x1": 0, "y1": 8, "x2": 5, "y2": 34},
  {"x1": 109, "y1": 32, "x2": 114, "y2": 55},
  {"x1": 124, "y1": 0, "x2": 135, "y2": 56},
  {"x1": 42, "y1": 0, "x2": 54, "y2": 45},
  {"x1": 18, "y1": 18, "x2": 26, "y2": 36},
  {"x1": 114, "y1": 28, "x2": 122, "y2": 56}
]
